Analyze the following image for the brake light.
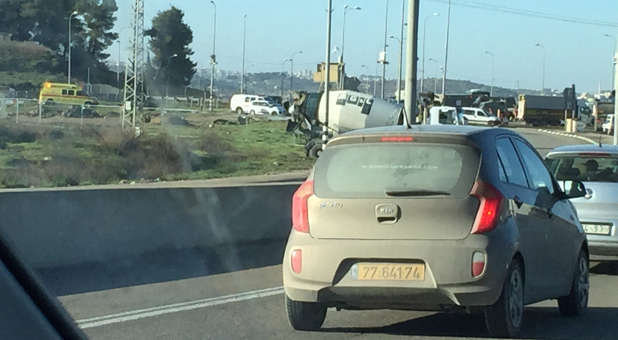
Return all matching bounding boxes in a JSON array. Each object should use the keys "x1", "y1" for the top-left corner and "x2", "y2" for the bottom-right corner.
[
  {"x1": 472, "y1": 251, "x2": 486, "y2": 277},
  {"x1": 291, "y1": 249, "x2": 302, "y2": 274},
  {"x1": 292, "y1": 180, "x2": 313, "y2": 233},
  {"x1": 578, "y1": 153, "x2": 610, "y2": 157},
  {"x1": 380, "y1": 136, "x2": 414, "y2": 142},
  {"x1": 470, "y1": 181, "x2": 503, "y2": 234}
]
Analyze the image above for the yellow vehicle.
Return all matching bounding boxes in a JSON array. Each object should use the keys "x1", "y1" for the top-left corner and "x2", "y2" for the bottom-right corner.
[{"x1": 39, "y1": 82, "x2": 98, "y2": 106}]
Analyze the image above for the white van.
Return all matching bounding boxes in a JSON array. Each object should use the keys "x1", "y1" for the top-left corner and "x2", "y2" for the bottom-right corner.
[
  {"x1": 603, "y1": 115, "x2": 615, "y2": 134},
  {"x1": 230, "y1": 94, "x2": 268, "y2": 114},
  {"x1": 462, "y1": 107, "x2": 500, "y2": 126}
]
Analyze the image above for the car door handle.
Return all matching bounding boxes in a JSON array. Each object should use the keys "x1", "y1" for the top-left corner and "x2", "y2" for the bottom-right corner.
[{"x1": 513, "y1": 195, "x2": 523, "y2": 209}]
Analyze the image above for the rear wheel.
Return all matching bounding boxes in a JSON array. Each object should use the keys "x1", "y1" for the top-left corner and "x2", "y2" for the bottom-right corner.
[
  {"x1": 558, "y1": 250, "x2": 589, "y2": 316},
  {"x1": 235, "y1": 107, "x2": 243, "y2": 114},
  {"x1": 285, "y1": 295, "x2": 326, "y2": 331},
  {"x1": 308, "y1": 142, "x2": 323, "y2": 159},
  {"x1": 485, "y1": 259, "x2": 524, "y2": 338}
]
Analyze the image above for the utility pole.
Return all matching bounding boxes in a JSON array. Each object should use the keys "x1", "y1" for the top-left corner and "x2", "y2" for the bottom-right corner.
[
  {"x1": 209, "y1": 0, "x2": 217, "y2": 112},
  {"x1": 404, "y1": 0, "x2": 420, "y2": 123},
  {"x1": 381, "y1": 0, "x2": 389, "y2": 99},
  {"x1": 323, "y1": 0, "x2": 333, "y2": 149},
  {"x1": 441, "y1": 0, "x2": 452, "y2": 96},
  {"x1": 122, "y1": 0, "x2": 144, "y2": 129},
  {"x1": 241, "y1": 14, "x2": 247, "y2": 94}
]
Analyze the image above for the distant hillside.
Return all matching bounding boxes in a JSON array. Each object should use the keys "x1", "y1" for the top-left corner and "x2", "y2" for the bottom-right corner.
[
  {"x1": 0, "y1": 39, "x2": 64, "y2": 91},
  {"x1": 188, "y1": 71, "x2": 540, "y2": 100}
]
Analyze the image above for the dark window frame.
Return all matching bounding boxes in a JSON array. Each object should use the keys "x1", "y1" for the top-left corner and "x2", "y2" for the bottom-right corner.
[{"x1": 495, "y1": 135, "x2": 530, "y2": 188}]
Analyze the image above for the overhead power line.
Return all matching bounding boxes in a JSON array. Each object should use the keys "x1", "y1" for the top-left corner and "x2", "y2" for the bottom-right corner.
[{"x1": 428, "y1": 0, "x2": 618, "y2": 28}]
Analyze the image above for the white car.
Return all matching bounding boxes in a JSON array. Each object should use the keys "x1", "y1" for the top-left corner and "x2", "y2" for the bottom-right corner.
[
  {"x1": 246, "y1": 100, "x2": 285, "y2": 115},
  {"x1": 462, "y1": 107, "x2": 500, "y2": 126}
]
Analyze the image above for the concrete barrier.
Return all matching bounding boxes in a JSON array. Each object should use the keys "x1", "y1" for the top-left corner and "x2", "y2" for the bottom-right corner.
[{"x1": 0, "y1": 185, "x2": 298, "y2": 270}]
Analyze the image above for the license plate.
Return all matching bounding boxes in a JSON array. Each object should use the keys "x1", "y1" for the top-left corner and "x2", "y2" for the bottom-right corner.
[
  {"x1": 353, "y1": 263, "x2": 425, "y2": 281},
  {"x1": 582, "y1": 223, "x2": 612, "y2": 235}
]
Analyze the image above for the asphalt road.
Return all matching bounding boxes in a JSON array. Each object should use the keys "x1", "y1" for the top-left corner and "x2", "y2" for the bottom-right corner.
[{"x1": 56, "y1": 128, "x2": 618, "y2": 340}]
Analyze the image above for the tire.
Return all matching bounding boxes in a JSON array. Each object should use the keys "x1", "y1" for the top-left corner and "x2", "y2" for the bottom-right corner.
[
  {"x1": 271, "y1": 111, "x2": 278, "y2": 116},
  {"x1": 285, "y1": 295, "x2": 326, "y2": 331},
  {"x1": 558, "y1": 250, "x2": 589, "y2": 316},
  {"x1": 485, "y1": 259, "x2": 524, "y2": 338},
  {"x1": 250, "y1": 110, "x2": 256, "y2": 115},
  {"x1": 236, "y1": 107, "x2": 243, "y2": 115},
  {"x1": 308, "y1": 142, "x2": 323, "y2": 159}
]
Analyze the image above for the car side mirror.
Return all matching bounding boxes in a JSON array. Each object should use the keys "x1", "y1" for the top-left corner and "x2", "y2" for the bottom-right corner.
[{"x1": 562, "y1": 180, "x2": 587, "y2": 199}]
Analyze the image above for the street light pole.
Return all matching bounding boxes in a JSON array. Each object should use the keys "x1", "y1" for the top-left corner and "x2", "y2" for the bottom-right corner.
[
  {"x1": 420, "y1": 12, "x2": 439, "y2": 94},
  {"x1": 535, "y1": 42, "x2": 545, "y2": 95},
  {"x1": 209, "y1": 0, "x2": 217, "y2": 112},
  {"x1": 241, "y1": 14, "x2": 247, "y2": 94},
  {"x1": 285, "y1": 51, "x2": 302, "y2": 95},
  {"x1": 68, "y1": 10, "x2": 78, "y2": 84},
  {"x1": 324, "y1": 0, "x2": 333, "y2": 148},
  {"x1": 614, "y1": 52, "x2": 618, "y2": 145},
  {"x1": 441, "y1": 0, "x2": 452, "y2": 96},
  {"x1": 162, "y1": 54, "x2": 178, "y2": 109},
  {"x1": 396, "y1": 0, "x2": 405, "y2": 102},
  {"x1": 484, "y1": 51, "x2": 495, "y2": 97},
  {"x1": 381, "y1": 0, "x2": 389, "y2": 99},
  {"x1": 389, "y1": 35, "x2": 403, "y2": 102},
  {"x1": 341, "y1": 5, "x2": 361, "y2": 90},
  {"x1": 603, "y1": 34, "x2": 617, "y2": 90},
  {"x1": 427, "y1": 58, "x2": 438, "y2": 92}
]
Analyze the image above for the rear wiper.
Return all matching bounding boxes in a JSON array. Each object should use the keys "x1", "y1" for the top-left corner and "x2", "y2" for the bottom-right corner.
[{"x1": 385, "y1": 189, "x2": 451, "y2": 197}]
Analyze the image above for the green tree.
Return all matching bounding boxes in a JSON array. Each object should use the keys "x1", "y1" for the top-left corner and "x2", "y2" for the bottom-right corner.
[
  {"x1": 145, "y1": 6, "x2": 196, "y2": 91},
  {"x1": 76, "y1": 0, "x2": 118, "y2": 63},
  {"x1": 0, "y1": 0, "x2": 118, "y2": 84}
]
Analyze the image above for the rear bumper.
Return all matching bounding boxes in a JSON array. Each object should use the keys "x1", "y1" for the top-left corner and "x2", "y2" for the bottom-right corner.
[
  {"x1": 578, "y1": 216, "x2": 618, "y2": 260},
  {"x1": 589, "y1": 241, "x2": 618, "y2": 261},
  {"x1": 282, "y1": 230, "x2": 513, "y2": 310}
]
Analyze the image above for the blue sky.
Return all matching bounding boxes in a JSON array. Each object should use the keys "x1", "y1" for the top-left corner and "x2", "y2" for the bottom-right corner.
[{"x1": 110, "y1": 0, "x2": 618, "y2": 92}]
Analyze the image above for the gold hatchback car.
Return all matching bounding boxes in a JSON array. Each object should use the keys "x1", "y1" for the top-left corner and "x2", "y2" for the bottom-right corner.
[{"x1": 283, "y1": 125, "x2": 589, "y2": 338}]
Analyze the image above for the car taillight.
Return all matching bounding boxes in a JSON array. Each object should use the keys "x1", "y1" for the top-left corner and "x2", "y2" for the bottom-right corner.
[
  {"x1": 470, "y1": 181, "x2": 503, "y2": 234},
  {"x1": 472, "y1": 251, "x2": 486, "y2": 277},
  {"x1": 380, "y1": 136, "x2": 414, "y2": 142},
  {"x1": 291, "y1": 249, "x2": 302, "y2": 274},
  {"x1": 292, "y1": 180, "x2": 313, "y2": 233}
]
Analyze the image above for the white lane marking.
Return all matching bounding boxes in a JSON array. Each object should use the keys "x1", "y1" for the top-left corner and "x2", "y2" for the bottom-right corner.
[
  {"x1": 76, "y1": 286, "x2": 284, "y2": 329},
  {"x1": 537, "y1": 129, "x2": 597, "y2": 144}
]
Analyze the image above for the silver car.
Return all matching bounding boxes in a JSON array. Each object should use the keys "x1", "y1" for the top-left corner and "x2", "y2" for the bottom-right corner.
[{"x1": 546, "y1": 144, "x2": 618, "y2": 261}]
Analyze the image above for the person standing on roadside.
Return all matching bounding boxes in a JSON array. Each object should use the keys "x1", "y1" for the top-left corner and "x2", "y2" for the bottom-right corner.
[{"x1": 454, "y1": 101, "x2": 465, "y2": 125}]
